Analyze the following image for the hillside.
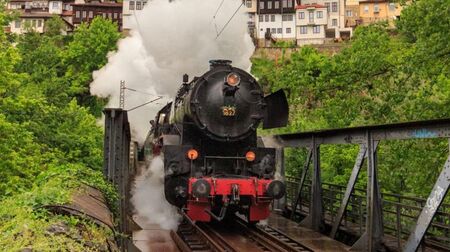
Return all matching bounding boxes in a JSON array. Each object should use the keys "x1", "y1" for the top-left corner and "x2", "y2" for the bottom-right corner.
[{"x1": 251, "y1": 0, "x2": 449, "y2": 197}]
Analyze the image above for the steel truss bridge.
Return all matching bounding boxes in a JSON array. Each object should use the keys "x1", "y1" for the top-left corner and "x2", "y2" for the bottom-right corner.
[{"x1": 103, "y1": 108, "x2": 449, "y2": 252}]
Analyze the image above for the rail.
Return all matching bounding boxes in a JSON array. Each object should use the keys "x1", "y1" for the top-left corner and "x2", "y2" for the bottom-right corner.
[{"x1": 285, "y1": 177, "x2": 450, "y2": 251}]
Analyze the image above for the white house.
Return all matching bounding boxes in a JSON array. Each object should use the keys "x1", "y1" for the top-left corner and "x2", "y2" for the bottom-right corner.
[
  {"x1": 299, "y1": 0, "x2": 352, "y2": 39},
  {"x1": 256, "y1": 13, "x2": 296, "y2": 40},
  {"x1": 255, "y1": 0, "x2": 297, "y2": 47},
  {"x1": 295, "y1": 4, "x2": 328, "y2": 45},
  {"x1": 122, "y1": 0, "x2": 148, "y2": 31},
  {"x1": 243, "y1": 0, "x2": 257, "y2": 39}
]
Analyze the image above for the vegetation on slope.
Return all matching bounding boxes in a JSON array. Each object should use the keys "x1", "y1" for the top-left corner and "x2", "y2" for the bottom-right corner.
[
  {"x1": 252, "y1": 0, "x2": 450, "y2": 197},
  {"x1": 0, "y1": 9, "x2": 121, "y2": 250}
]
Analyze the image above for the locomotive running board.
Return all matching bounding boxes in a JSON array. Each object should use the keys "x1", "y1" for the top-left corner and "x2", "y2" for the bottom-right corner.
[{"x1": 263, "y1": 89, "x2": 289, "y2": 129}]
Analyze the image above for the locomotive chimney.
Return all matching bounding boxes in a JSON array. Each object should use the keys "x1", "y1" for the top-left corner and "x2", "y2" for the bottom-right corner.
[
  {"x1": 183, "y1": 74, "x2": 189, "y2": 83},
  {"x1": 209, "y1": 59, "x2": 232, "y2": 69}
]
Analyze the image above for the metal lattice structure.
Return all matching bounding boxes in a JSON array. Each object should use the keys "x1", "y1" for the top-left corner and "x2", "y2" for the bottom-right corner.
[
  {"x1": 103, "y1": 108, "x2": 135, "y2": 251},
  {"x1": 261, "y1": 119, "x2": 450, "y2": 252}
]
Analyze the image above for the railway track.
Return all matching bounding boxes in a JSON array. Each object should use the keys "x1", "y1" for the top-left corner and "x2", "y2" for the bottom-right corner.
[{"x1": 172, "y1": 213, "x2": 312, "y2": 252}]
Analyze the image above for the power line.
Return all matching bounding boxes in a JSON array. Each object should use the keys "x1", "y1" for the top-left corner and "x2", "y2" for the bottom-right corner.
[
  {"x1": 124, "y1": 87, "x2": 158, "y2": 97},
  {"x1": 213, "y1": 0, "x2": 225, "y2": 19},
  {"x1": 127, "y1": 96, "x2": 163, "y2": 112},
  {"x1": 216, "y1": 1, "x2": 244, "y2": 39}
]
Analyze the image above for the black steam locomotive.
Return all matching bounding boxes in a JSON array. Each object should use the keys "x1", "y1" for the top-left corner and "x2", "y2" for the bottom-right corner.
[{"x1": 146, "y1": 60, "x2": 288, "y2": 222}]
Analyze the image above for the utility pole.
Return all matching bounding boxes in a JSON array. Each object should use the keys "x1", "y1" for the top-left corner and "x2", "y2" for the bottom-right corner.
[{"x1": 119, "y1": 80, "x2": 125, "y2": 109}]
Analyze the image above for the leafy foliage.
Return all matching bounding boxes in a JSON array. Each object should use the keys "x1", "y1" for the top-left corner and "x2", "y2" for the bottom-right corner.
[
  {"x1": 252, "y1": 0, "x2": 450, "y2": 197},
  {"x1": 0, "y1": 6, "x2": 121, "y2": 250}
]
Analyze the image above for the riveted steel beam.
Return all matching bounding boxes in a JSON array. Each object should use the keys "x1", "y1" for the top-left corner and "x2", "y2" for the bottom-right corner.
[
  {"x1": 404, "y1": 156, "x2": 450, "y2": 252},
  {"x1": 290, "y1": 147, "x2": 312, "y2": 220},
  {"x1": 261, "y1": 119, "x2": 450, "y2": 148},
  {"x1": 351, "y1": 132, "x2": 383, "y2": 252},
  {"x1": 300, "y1": 137, "x2": 324, "y2": 231}
]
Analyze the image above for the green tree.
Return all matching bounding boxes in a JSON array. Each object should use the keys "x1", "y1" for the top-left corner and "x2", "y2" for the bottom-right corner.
[
  {"x1": 63, "y1": 17, "x2": 121, "y2": 114},
  {"x1": 44, "y1": 15, "x2": 66, "y2": 37}
]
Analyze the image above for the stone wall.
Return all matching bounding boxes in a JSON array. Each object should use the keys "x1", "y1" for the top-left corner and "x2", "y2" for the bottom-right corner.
[{"x1": 252, "y1": 43, "x2": 346, "y2": 60}]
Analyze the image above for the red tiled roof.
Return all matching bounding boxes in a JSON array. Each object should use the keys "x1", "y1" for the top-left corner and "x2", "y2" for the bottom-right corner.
[{"x1": 295, "y1": 4, "x2": 326, "y2": 9}]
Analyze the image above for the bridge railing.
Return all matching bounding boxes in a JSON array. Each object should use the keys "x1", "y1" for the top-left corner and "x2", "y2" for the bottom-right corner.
[{"x1": 285, "y1": 177, "x2": 450, "y2": 251}]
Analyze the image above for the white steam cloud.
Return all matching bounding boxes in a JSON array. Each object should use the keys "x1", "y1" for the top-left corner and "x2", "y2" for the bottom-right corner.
[
  {"x1": 131, "y1": 156, "x2": 181, "y2": 230},
  {"x1": 91, "y1": 0, "x2": 255, "y2": 142}
]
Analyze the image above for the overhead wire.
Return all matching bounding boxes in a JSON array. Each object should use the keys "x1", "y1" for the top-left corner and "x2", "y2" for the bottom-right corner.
[
  {"x1": 127, "y1": 96, "x2": 163, "y2": 112},
  {"x1": 215, "y1": 1, "x2": 245, "y2": 39},
  {"x1": 213, "y1": 0, "x2": 225, "y2": 19},
  {"x1": 124, "y1": 87, "x2": 159, "y2": 97},
  {"x1": 211, "y1": 0, "x2": 225, "y2": 37}
]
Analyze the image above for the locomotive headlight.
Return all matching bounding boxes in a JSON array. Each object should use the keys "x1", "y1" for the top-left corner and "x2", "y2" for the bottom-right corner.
[
  {"x1": 187, "y1": 149, "x2": 199, "y2": 160},
  {"x1": 192, "y1": 179, "x2": 211, "y2": 198},
  {"x1": 226, "y1": 73, "x2": 240, "y2": 86},
  {"x1": 266, "y1": 180, "x2": 286, "y2": 199},
  {"x1": 245, "y1": 151, "x2": 256, "y2": 162}
]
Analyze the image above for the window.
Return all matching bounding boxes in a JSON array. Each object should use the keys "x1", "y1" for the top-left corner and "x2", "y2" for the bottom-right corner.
[
  {"x1": 271, "y1": 15, "x2": 275, "y2": 22},
  {"x1": 309, "y1": 11, "x2": 314, "y2": 23},
  {"x1": 282, "y1": 0, "x2": 287, "y2": 8},
  {"x1": 88, "y1": 11, "x2": 93, "y2": 18},
  {"x1": 332, "y1": 18, "x2": 337, "y2": 26},
  {"x1": 75, "y1": 10, "x2": 80, "y2": 18},
  {"x1": 271, "y1": 28, "x2": 276, "y2": 33},
  {"x1": 129, "y1": 1, "x2": 135, "y2": 10},
  {"x1": 143, "y1": 1, "x2": 147, "y2": 6},
  {"x1": 288, "y1": 0, "x2": 293, "y2": 8},
  {"x1": 389, "y1": 3, "x2": 396, "y2": 11},
  {"x1": 300, "y1": 26, "x2": 307, "y2": 34},
  {"x1": 267, "y1": 1, "x2": 272, "y2": 9},
  {"x1": 374, "y1": 4, "x2": 379, "y2": 13},
  {"x1": 246, "y1": 0, "x2": 252, "y2": 8},
  {"x1": 317, "y1": 11, "x2": 323, "y2": 18},
  {"x1": 282, "y1": 14, "x2": 287, "y2": 21},
  {"x1": 259, "y1": 15, "x2": 263, "y2": 22},
  {"x1": 332, "y1": 2, "x2": 337, "y2": 12},
  {"x1": 37, "y1": 20, "x2": 42, "y2": 27},
  {"x1": 277, "y1": 28, "x2": 282, "y2": 33},
  {"x1": 52, "y1": 1, "x2": 58, "y2": 8},
  {"x1": 299, "y1": 12, "x2": 305, "y2": 19},
  {"x1": 313, "y1": 25, "x2": 320, "y2": 33},
  {"x1": 82, "y1": 11, "x2": 86, "y2": 18},
  {"x1": 32, "y1": 19, "x2": 36, "y2": 27},
  {"x1": 274, "y1": 1, "x2": 279, "y2": 9},
  {"x1": 265, "y1": 14, "x2": 269, "y2": 22},
  {"x1": 14, "y1": 20, "x2": 21, "y2": 28},
  {"x1": 108, "y1": 13, "x2": 112, "y2": 19},
  {"x1": 102, "y1": 13, "x2": 106, "y2": 18},
  {"x1": 364, "y1": 5, "x2": 369, "y2": 13},
  {"x1": 346, "y1": 10, "x2": 352, "y2": 17},
  {"x1": 136, "y1": 1, "x2": 142, "y2": 10},
  {"x1": 114, "y1": 12, "x2": 118, "y2": 19},
  {"x1": 260, "y1": 1, "x2": 264, "y2": 9},
  {"x1": 286, "y1": 27, "x2": 291, "y2": 33},
  {"x1": 325, "y1": 2, "x2": 330, "y2": 12}
]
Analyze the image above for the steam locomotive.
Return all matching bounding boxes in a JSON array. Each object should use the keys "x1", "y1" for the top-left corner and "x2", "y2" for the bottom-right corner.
[{"x1": 145, "y1": 60, "x2": 288, "y2": 222}]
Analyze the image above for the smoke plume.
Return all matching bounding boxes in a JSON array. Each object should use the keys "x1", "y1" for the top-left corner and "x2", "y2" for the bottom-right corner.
[
  {"x1": 90, "y1": 0, "x2": 255, "y2": 142},
  {"x1": 131, "y1": 156, "x2": 181, "y2": 230}
]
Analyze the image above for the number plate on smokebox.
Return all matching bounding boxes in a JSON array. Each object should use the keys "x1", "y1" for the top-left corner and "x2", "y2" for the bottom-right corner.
[{"x1": 222, "y1": 106, "x2": 236, "y2": 117}]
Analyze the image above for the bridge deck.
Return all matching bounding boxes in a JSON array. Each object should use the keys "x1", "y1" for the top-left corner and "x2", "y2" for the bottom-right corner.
[{"x1": 268, "y1": 213, "x2": 350, "y2": 251}]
